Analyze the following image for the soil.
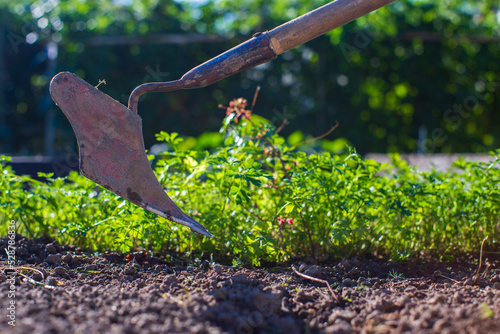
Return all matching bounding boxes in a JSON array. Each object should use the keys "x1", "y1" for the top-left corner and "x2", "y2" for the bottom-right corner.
[{"x1": 1, "y1": 235, "x2": 499, "y2": 334}]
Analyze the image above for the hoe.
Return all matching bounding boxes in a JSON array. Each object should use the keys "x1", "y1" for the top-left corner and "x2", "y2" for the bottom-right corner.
[{"x1": 50, "y1": 0, "x2": 396, "y2": 238}]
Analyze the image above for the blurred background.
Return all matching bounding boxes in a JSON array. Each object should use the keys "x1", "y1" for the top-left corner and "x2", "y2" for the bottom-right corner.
[{"x1": 0, "y1": 0, "x2": 499, "y2": 163}]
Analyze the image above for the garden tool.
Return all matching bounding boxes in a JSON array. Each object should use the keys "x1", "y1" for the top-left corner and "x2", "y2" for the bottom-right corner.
[{"x1": 50, "y1": 0, "x2": 396, "y2": 238}]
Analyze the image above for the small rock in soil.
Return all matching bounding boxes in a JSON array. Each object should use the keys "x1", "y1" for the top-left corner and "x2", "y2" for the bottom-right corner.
[
  {"x1": 162, "y1": 275, "x2": 178, "y2": 287},
  {"x1": 44, "y1": 254, "x2": 62, "y2": 265},
  {"x1": 46, "y1": 244, "x2": 57, "y2": 254},
  {"x1": 62, "y1": 253, "x2": 73, "y2": 264},
  {"x1": 84, "y1": 264, "x2": 98, "y2": 271},
  {"x1": 31, "y1": 271, "x2": 43, "y2": 282},
  {"x1": 123, "y1": 266, "x2": 137, "y2": 275},
  {"x1": 54, "y1": 266, "x2": 67, "y2": 276},
  {"x1": 16, "y1": 246, "x2": 30, "y2": 257},
  {"x1": 70, "y1": 256, "x2": 84, "y2": 266},
  {"x1": 46, "y1": 276, "x2": 59, "y2": 286},
  {"x1": 213, "y1": 264, "x2": 223, "y2": 274}
]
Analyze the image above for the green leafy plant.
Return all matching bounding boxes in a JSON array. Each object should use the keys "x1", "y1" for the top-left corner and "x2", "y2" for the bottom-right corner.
[
  {"x1": 1, "y1": 98, "x2": 499, "y2": 266},
  {"x1": 388, "y1": 269, "x2": 404, "y2": 280}
]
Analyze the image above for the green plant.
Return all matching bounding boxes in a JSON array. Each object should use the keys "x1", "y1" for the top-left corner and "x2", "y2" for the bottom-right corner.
[
  {"x1": 480, "y1": 302, "x2": 494, "y2": 319},
  {"x1": 232, "y1": 257, "x2": 243, "y2": 268},
  {"x1": 388, "y1": 269, "x2": 404, "y2": 280},
  {"x1": 1, "y1": 98, "x2": 499, "y2": 266}
]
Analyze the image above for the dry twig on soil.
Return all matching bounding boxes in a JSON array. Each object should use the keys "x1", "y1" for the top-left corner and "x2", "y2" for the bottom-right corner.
[
  {"x1": 291, "y1": 265, "x2": 339, "y2": 302},
  {"x1": 474, "y1": 236, "x2": 489, "y2": 285}
]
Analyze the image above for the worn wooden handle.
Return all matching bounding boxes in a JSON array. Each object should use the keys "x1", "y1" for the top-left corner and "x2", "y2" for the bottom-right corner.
[{"x1": 268, "y1": 0, "x2": 396, "y2": 55}]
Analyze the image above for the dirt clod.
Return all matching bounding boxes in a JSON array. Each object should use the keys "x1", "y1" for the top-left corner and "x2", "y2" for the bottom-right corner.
[
  {"x1": 62, "y1": 253, "x2": 73, "y2": 264},
  {"x1": 46, "y1": 276, "x2": 59, "y2": 286},
  {"x1": 213, "y1": 264, "x2": 223, "y2": 274},
  {"x1": 44, "y1": 254, "x2": 62, "y2": 265},
  {"x1": 123, "y1": 266, "x2": 137, "y2": 275},
  {"x1": 53, "y1": 267, "x2": 67, "y2": 277}
]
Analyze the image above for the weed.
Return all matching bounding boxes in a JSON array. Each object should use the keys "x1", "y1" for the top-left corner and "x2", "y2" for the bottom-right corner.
[
  {"x1": 388, "y1": 269, "x2": 404, "y2": 280},
  {"x1": 232, "y1": 257, "x2": 243, "y2": 268},
  {"x1": 480, "y1": 302, "x2": 494, "y2": 319},
  {"x1": 1, "y1": 99, "x2": 499, "y2": 266},
  {"x1": 355, "y1": 284, "x2": 368, "y2": 291}
]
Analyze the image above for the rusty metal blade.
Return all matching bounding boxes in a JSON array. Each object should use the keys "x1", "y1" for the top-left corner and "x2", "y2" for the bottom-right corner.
[{"x1": 49, "y1": 72, "x2": 213, "y2": 238}]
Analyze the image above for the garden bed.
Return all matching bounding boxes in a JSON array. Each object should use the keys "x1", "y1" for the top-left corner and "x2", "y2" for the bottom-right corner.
[{"x1": 1, "y1": 235, "x2": 499, "y2": 333}]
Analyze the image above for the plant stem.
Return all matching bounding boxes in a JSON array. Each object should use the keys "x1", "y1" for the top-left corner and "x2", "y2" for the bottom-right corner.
[
  {"x1": 290, "y1": 121, "x2": 339, "y2": 150},
  {"x1": 265, "y1": 137, "x2": 290, "y2": 180},
  {"x1": 298, "y1": 208, "x2": 316, "y2": 260},
  {"x1": 247, "y1": 117, "x2": 290, "y2": 180}
]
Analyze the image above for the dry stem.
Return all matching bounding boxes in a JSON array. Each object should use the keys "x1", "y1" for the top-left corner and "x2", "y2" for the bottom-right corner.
[{"x1": 291, "y1": 265, "x2": 338, "y2": 302}]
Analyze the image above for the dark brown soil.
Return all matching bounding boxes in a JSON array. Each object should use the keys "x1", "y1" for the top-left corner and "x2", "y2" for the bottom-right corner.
[{"x1": 1, "y1": 235, "x2": 499, "y2": 334}]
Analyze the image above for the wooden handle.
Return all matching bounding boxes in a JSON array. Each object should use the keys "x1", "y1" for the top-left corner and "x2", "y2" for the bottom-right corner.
[{"x1": 268, "y1": 0, "x2": 396, "y2": 55}]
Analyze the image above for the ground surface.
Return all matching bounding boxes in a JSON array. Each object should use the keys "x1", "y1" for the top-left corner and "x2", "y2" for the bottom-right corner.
[{"x1": 1, "y1": 236, "x2": 499, "y2": 334}]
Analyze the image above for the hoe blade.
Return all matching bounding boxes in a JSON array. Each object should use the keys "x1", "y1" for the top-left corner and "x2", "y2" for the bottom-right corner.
[{"x1": 50, "y1": 72, "x2": 213, "y2": 238}]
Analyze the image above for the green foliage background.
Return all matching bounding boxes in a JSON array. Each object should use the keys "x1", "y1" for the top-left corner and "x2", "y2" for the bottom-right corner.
[{"x1": 0, "y1": 0, "x2": 499, "y2": 155}]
